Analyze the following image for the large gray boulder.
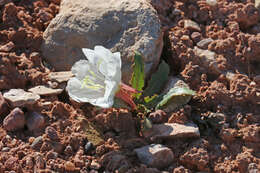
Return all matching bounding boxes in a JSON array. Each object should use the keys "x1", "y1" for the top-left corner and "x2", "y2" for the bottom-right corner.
[{"x1": 42, "y1": 0, "x2": 163, "y2": 83}]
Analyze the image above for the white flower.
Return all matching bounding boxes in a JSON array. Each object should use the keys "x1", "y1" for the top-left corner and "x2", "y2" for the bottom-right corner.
[{"x1": 66, "y1": 46, "x2": 121, "y2": 108}]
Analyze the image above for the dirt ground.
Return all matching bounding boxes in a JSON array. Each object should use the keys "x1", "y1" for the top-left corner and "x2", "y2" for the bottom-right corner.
[{"x1": 0, "y1": 0, "x2": 259, "y2": 172}]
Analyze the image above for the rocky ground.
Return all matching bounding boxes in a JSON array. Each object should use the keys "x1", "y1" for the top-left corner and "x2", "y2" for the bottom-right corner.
[{"x1": 0, "y1": 0, "x2": 260, "y2": 172}]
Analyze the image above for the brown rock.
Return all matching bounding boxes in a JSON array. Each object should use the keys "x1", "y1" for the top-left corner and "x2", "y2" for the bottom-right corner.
[
  {"x1": 64, "y1": 161, "x2": 75, "y2": 171},
  {"x1": 26, "y1": 112, "x2": 45, "y2": 131},
  {"x1": 3, "y1": 108, "x2": 25, "y2": 131},
  {"x1": 0, "y1": 41, "x2": 15, "y2": 52},
  {"x1": 148, "y1": 110, "x2": 167, "y2": 124},
  {"x1": 143, "y1": 123, "x2": 200, "y2": 141},
  {"x1": 0, "y1": 92, "x2": 9, "y2": 117},
  {"x1": 45, "y1": 126, "x2": 59, "y2": 141}
]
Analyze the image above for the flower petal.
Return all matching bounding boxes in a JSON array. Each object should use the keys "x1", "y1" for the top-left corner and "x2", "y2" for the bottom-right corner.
[
  {"x1": 82, "y1": 48, "x2": 96, "y2": 65},
  {"x1": 94, "y1": 80, "x2": 119, "y2": 108},
  {"x1": 66, "y1": 77, "x2": 105, "y2": 103}
]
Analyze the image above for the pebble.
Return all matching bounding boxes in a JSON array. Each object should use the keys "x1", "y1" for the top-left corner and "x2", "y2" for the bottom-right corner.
[
  {"x1": 2, "y1": 147, "x2": 10, "y2": 152},
  {"x1": 90, "y1": 160, "x2": 101, "y2": 170},
  {"x1": 206, "y1": 0, "x2": 217, "y2": 6},
  {"x1": 184, "y1": 20, "x2": 201, "y2": 32},
  {"x1": 26, "y1": 112, "x2": 45, "y2": 131},
  {"x1": 134, "y1": 144, "x2": 174, "y2": 169},
  {"x1": 64, "y1": 161, "x2": 75, "y2": 171},
  {"x1": 46, "y1": 151, "x2": 58, "y2": 160},
  {"x1": 3, "y1": 108, "x2": 25, "y2": 131},
  {"x1": 48, "y1": 71, "x2": 74, "y2": 83},
  {"x1": 197, "y1": 38, "x2": 214, "y2": 49},
  {"x1": 31, "y1": 136, "x2": 43, "y2": 150},
  {"x1": 45, "y1": 126, "x2": 59, "y2": 141},
  {"x1": 4, "y1": 157, "x2": 18, "y2": 170},
  {"x1": 0, "y1": 92, "x2": 9, "y2": 117},
  {"x1": 0, "y1": 41, "x2": 15, "y2": 52},
  {"x1": 64, "y1": 145, "x2": 73, "y2": 156},
  {"x1": 35, "y1": 155, "x2": 45, "y2": 169},
  {"x1": 28, "y1": 85, "x2": 63, "y2": 96},
  {"x1": 148, "y1": 110, "x2": 167, "y2": 124},
  {"x1": 50, "y1": 141, "x2": 64, "y2": 153},
  {"x1": 84, "y1": 141, "x2": 93, "y2": 154},
  {"x1": 3, "y1": 89, "x2": 40, "y2": 107},
  {"x1": 143, "y1": 123, "x2": 200, "y2": 141}
]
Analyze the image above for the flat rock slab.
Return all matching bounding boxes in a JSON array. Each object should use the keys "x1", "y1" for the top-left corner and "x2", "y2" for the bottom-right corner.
[
  {"x1": 47, "y1": 71, "x2": 74, "y2": 83},
  {"x1": 134, "y1": 144, "x2": 174, "y2": 169},
  {"x1": 143, "y1": 123, "x2": 200, "y2": 140},
  {"x1": 28, "y1": 85, "x2": 63, "y2": 96},
  {"x1": 3, "y1": 89, "x2": 40, "y2": 107},
  {"x1": 42, "y1": 0, "x2": 163, "y2": 83}
]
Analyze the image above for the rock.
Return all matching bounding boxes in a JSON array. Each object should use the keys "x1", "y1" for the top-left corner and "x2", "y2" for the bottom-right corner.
[
  {"x1": 64, "y1": 161, "x2": 75, "y2": 172},
  {"x1": 197, "y1": 38, "x2": 213, "y2": 49},
  {"x1": 206, "y1": 112, "x2": 226, "y2": 131},
  {"x1": 90, "y1": 160, "x2": 101, "y2": 170},
  {"x1": 35, "y1": 154, "x2": 45, "y2": 169},
  {"x1": 3, "y1": 89, "x2": 40, "y2": 107},
  {"x1": 46, "y1": 151, "x2": 58, "y2": 160},
  {"x1": 0, "y1": 41, "x2": 15, "y2": 52},
  {"x1": 31, "y1": 136, "x2": 43, "y2": 150},
  {"x1": 184, "y1": 20, "x2": 201, "y2": 32},
  {"x1": 28, "y1": 85, "x2": 63, "y2": 96},
  {"x1": 26, "y1": 112, "x2": 45, "y2": 131},
  {"x1": 42, "y1": 0, "x2": 163, "y2": 83},
  {"x1": 84, "y1": 141, "x2": 94, "y2": 154},
  {"x1": 134, "y1": 144, "x2": 174, "y2": 169},
  {"x1": 253, "y1": 75, "x2": 260, "y2": 84},
  {"x1": 45, "y1": 126, "x2": 59, "y2": 141},
  {"x1": 49, "y1": 141, "x2": 64, "y2": 153},
  {"x1": 148, "y1": 110, "x2": 167, "y2": 124},
  {"x1": 100, "y1": 151, "x2": 130, "y2": 172},
  {"x1": 255, "y1": 0, "x2": 260, "y2": 9},
  {"x1": 47, "y1": 71, "x2": 74, "y2": 83},
  {"x1": 193, "y1": 46, "x2": 221, "y2": 75},
  {"x1": 0, "y1": 92, "x2": 9, "y2": 117},
  {"x1": 206, "y1": 0, "x2": 217, "y2": 7},
  {"x1": 143, "y1": 123, "x2": 200, "y2": 140},
  {"x1": 4, "y1": 157, "x2": 18, "y2": 170},
  {"x1": 2, "y1": 147, "x2": 10, "y2": 152},
  {"x1": 64, "y1": 145, "x2": 73, "y2": 156},
  {"x1": 3, "y1": 108, "x2": 25, "y2": 131}
]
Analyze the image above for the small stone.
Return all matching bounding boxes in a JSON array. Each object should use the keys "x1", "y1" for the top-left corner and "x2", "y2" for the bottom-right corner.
[
  {"x1": 197, "y1": 38, "x2": 213, "y2": 49},
  {"x1": 3, "y1": 89, "x2": 40, "y2": 107},
  {"x1": 50, "y1": 141, "x2": 64, "y2": 153},
  {"x1": 84, "y1": 142, "x2": 93, "y2": 154},
  {"x1": 64, "y1": 161, "x2": 75, "y2": 171},
  {"x1": 184, "y1": 20, "x2": 201, "y2": 32},
  {"x1": 26, "y1": 112, "x2": 45, "y2": 131},
  {"x1": 45, "y1": 126, "x2": 59, "y2": 141},
  {"x1": 143, "y1": 123, "x2": 200, "y2": 140},
  {"x1": 28, "y1": 85, "x2": 63, "y2": 96},
  {"x1": 35, "y1": 155, "x2": 45, "y2": 169},
  {"x1": 193, "y1": 46, "x2": 221, "y2": 75},
  {"x1": 48, "y1": 71, "x2": 74, "y2": 83},
  {"x1": 4, "y1": 157, "x2": 18, "y2": 170},
  {"x1": 255, "y1": 0, "x2": 260, "y2": 8},
  {"x1": 26, "y1": 157, "x2": 34, "y2": 169},
  {"x1": 191, "y1": 32, "x2": 202, "y2": 43},
  {"x1": 64, "y1": 145, "x2": 73, "y2": 156},
  {"x1": 90, "y1": 160, "x2": 101, "y2": 170},
  {"x1": 17, "y1": 151, "x2": 26, "y2": 159},
  {"x1": 46, "y1": 151, "x2": 58, "y2": 160},
  {"x1": 148, "y1": 110, "x2": 167, "y2": 124},
  {"x1": 134, "y1": 144, "x2": 174, "y2": 169},
  {"x1": 31, "y1": 136, "x2": 43, "y2": 150},
  {"x1": 2, "y1": 147, "x2": 10, "y2": 152},
  {"x1": 0, "y1": 41, "x2": 15, "y2": 52},
  {"x1": 0, "y1": 92, "x2": 9, "y2": 117},
  {"x1": 206, "y1": 0, "x2": 217, "y2": 6},
  {"x1": 3, "y1": 108, "x2": 25, "y2": 131}
]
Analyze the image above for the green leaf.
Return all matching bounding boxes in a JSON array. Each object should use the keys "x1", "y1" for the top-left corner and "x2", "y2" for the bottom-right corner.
[
  {"x1": 144, "y1": 94, "x2": 163, "y2": 109},
  {"x1": 156, "y1": 87, "x2": 196, "y2": 111},
  {"x1": 130, "y1": 51, "x2": 145, "y2": 98},
  {"x1": 143, "y1": 61, "x2": 169, "y2": 97},
  {"x1": 141, "y1": 117, "x2": 153, "y2": 132}
]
